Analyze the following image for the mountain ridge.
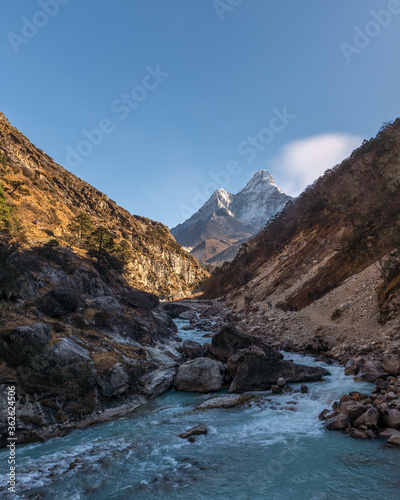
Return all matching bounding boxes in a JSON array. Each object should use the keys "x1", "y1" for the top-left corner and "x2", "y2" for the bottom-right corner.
[{"x1": 171, "y1": 170, "x2": 292, "y2": 265}]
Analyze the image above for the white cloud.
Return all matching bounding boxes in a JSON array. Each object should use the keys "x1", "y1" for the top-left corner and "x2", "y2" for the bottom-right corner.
[{"x1": 271, "y1": 133, "x2": 363, "y2": 196}]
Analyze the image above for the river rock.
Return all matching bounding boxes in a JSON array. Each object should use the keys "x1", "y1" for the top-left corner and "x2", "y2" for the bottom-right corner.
[
  {"x1": 383, "y1": 354, "x2": 400, "y2": 376},
  {"x1": 178, "y1": 425, "x2": 208, "y2": 439},
  {"x1": 174, "y1": 358, "x2": 222, "y2": 393},
  {"x1": 182, "y1": 340, "x2": 204, "y2": 360},
  {"x1": 210, "y1": 325, "x2": 283, "y2": 363},
  {"x1": 340, "y1": 401, "x2": 367, "y2": 420},
  {"x1": 325, "y1": 413, "x2": 351, "y2": 430},
  {"x1": 387, "y1": 435, "x2": 400, "y2": 445},
  {"x1": 227, "y1": 346, "x2": 329, "y2": 394},
  {"x1": 277, "y1": 378, "x2": 286, "y2": 387},
  {"x1": 357, "y1": 360, "x2": 389, "y2": 383},
  {"x1": 344, "y1": 358, "x2": 365, "y2": 376},
  {"x1": 347, "y1": 428, "x2": 368, "y2": 439},
  {"x1": 354, "y1": 407, "x2": 379, "y2": 428},
  {"x1": 195, "y1": 394, "x2": 266, "y2": 411},
  {"x1": 379, "y1": 428, "x2": 400, "y2": 438},
  {"x1": 179, "y1": 310, "x2": 197, "y2": 321},
  {"x1": 384, "y1": 409, "x2": 400, "y2": 429}
]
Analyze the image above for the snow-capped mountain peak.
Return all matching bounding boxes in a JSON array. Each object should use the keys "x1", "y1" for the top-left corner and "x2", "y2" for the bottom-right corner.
[{"x1": 171, "y1": 170, "x2": 292, "y2": 247}]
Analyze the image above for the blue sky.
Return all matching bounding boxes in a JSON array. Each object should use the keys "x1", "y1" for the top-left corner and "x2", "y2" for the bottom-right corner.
[{"x1": 1, "y1": 0, "x2": 400, "y2": 228}]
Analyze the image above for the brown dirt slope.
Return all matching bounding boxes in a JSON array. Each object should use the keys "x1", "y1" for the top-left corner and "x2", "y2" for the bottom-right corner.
[{"x1": 203, "y1": 120, "x2": 400, "y2": 313}]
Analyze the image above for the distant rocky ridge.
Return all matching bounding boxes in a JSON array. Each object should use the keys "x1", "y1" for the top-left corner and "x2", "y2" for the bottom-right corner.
[{"x1": 171, "y1": 170, "x2": 292, "y2": 265}]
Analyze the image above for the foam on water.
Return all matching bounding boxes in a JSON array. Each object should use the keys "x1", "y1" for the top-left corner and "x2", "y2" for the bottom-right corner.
[{"x1": 1, "y1": 320, "x2": 399, "y2": 499}]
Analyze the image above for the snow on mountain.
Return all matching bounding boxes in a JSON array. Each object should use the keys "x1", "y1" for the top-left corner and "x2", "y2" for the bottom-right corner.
[
  {"x1": 171, "y1": 170, "x2": 291, "y2": 238},
  {"x1": 233, "y1": 170, "x2": 291, "y2": 227}
]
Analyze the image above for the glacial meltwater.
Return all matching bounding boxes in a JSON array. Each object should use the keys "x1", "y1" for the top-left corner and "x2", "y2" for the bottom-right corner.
[{"x1": 1, "y1": 320, "x2": 400, "y2": 500}]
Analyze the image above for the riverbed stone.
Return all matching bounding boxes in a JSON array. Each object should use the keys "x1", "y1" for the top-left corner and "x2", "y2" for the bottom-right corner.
[
  {"x1": 383, "y1": 354, "x2": 400, "y2": 376},
  {"x1": 340, "y1": 401, "x2": 367, "y2": 420},
  {"x1": 384, "y1": 409, "x2": 400, "y2": 429},
  {"x1": 182, "y1": 340, "x2": 204, "y2": 360},
  {"x1": 227, "y1": 346, "x2": 329, "y2": 394},
  {"x1": 354, "y1": 407, "x2": 379, "y2": 428},
  {"x1": 357, "y1": 360, "x2": 389, "y2": 383},
  {"x1": 325, "y1": 413, "x2": 351, "y2": 430},
  {"x1": 387, "y1": 435, "x2": 400, "y2": 445},
  {"x1": 210, "y1": 325, "x2": 283, "y2": 363},
  {"x1": 178, "y1": 425, "x2": 208, "y2": 439},
  {"x1": 174, "y1": 358, "x2": 222, "y2": 393}
]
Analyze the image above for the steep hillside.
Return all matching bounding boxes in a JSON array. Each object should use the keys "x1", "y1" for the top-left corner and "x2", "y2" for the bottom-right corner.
[
  {"x1": 0, "y1": 112, "x2": 206, "y2": 299},
  {"x1": 171, "y1": 170, "x2": 292, "y2": 264},
  {"x1": 203, "y1": 120, "x2": 400, "y2": 319}
]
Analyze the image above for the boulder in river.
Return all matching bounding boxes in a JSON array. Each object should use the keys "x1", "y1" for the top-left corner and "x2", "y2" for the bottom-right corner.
[
  {"x1": 178, "y1": 425, "x2": 208, "y2": 439},
  {"x1": 325, "y1": 413, "x2": 351, "y2": 430},
  {"x1": 210, "y1": 325, "x2": 283, "y2": 363},
  {"x1": 227, "y1": 346, "x2": 329, "y2": 394},
  {"x1": 174, "y1": 358, "x2": 222, "y2": 393}
]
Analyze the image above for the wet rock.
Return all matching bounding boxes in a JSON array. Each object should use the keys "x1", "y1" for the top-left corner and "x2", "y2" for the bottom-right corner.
[
  {"x1": 210, "y1": 325, "x2": 283, "y2": 363},
  {"x1": 300, "y1": 384, "x2": 309, "y2": 394},
  {"x1": 325, "y1": 413, "x2": 351, "y2": 430},
  {"x1": 319, "y1": 409, "x2": 331, "y2": 420},
  {"x1": 178, "y1": 425, "x2": 208, "y2": 439},
  {"x1": 182, "y1": 340, "x2": 204, "y2": 360},
  {"x1": 174, "y1": 358, "x2": 222, "y2": 393}
]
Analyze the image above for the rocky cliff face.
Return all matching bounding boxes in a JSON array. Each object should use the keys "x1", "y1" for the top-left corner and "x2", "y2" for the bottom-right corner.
[
  {"x1": 0, "y1": 112, "x2": 206, "y2": 298},
  {"x1": 171, "y1": 170, "x2": 292, "y2": 265}
]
